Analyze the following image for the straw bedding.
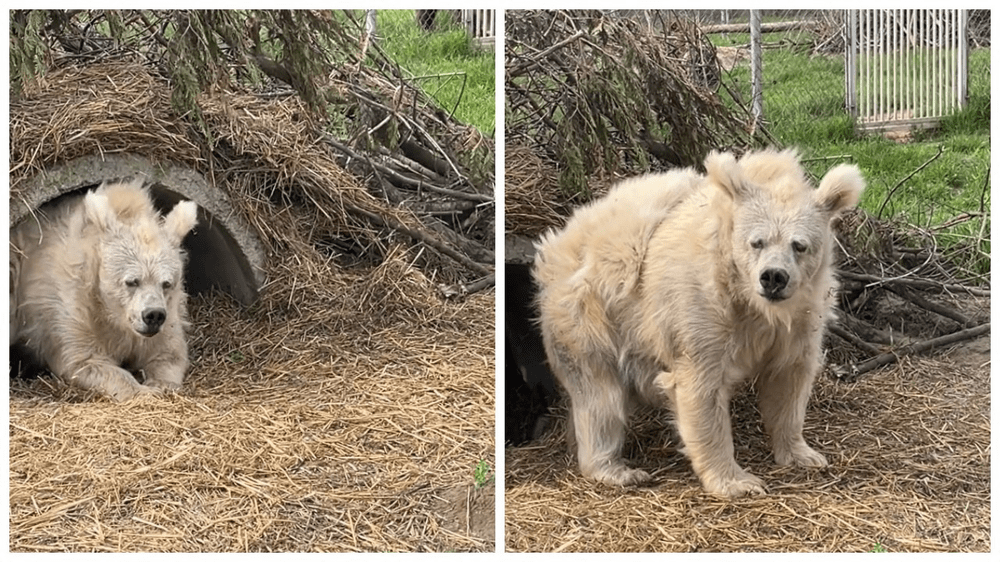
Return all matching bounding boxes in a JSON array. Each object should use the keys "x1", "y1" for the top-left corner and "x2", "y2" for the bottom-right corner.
[
  {"x1": 11, "y1": 288, "x2": 495, "y2": 552},
  {"x1": 10, "y1": 61, "x2": 495, "y2": 552},
  {"x1": 505, "y1": 337, "x2": 989, "y2": 552}
]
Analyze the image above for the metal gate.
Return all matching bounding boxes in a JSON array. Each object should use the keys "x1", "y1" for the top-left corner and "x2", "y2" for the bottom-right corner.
[
  {"x1": 846, "y1": 9, "x2": 968, "y2": 132},
  {"x1": 462, "y1": 9, "x2": 495, "y2": 48}
]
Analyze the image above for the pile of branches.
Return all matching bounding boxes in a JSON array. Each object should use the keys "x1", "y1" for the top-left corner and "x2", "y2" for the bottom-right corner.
[
  {"x1": 830, "y1": 204, "x2": 990, "y2": 381},
  {"x1": 10, "y1": 9, "x2": 494, "y2": 293},
  {"x1": 506, "y1": 10, "x2": 768, "y2": 196}
]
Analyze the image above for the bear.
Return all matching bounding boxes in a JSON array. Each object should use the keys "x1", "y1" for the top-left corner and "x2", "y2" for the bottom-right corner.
[
  {"x1": 533, "y1": 148, "x2": 865, "y2": 497},
  {"x1": 10, "y1": 179, "x2": 198, "y2": 401}
]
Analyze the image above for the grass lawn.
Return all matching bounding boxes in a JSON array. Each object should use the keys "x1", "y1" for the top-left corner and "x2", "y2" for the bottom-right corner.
[{"x1": 376, "y1": 10, "x2": 495, "y2": 135}]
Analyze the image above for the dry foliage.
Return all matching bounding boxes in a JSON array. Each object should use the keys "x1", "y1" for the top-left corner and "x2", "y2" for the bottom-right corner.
[{"x1": 506, "y1": 10, "x2": 766, "y2": 195}]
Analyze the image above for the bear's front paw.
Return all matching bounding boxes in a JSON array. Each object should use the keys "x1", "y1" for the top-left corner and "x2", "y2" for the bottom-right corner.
[
  {"x1": 774, "y1": 443, "x2": 828, "y2": 468},
  {"x1": 586, "y1": 463, "x2": 653, "y2": 487},
  {"x1": 702, "y1": 469, "x2": 766, "y2": 498},
  {"x1": 107, "y1": 382, "x2": 163, "y2": 402},
  {"x1": 146, "y1": 379, "x2": 182, "y2": 392}
]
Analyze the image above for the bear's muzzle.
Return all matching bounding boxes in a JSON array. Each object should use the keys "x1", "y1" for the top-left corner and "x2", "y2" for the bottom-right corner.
[
  {"x1": 759, "y1": 268, "x2": 789, "y2": 301},
  {"x1": 138, "y1": 307, "x2": 167, "y2": 336}
]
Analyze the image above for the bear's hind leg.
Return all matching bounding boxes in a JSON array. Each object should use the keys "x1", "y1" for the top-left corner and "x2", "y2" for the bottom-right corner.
[{"x1": 564, "y1": 356, "x2": 651, "y2": 487}]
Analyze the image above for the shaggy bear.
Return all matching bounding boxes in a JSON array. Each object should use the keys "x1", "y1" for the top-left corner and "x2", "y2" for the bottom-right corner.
[
  {"x1": 533, "y1": 148, "x2": 865, "y2": 497},
  {"x1": 10, "y1": 179, "x2": 198, "y2": 401}
]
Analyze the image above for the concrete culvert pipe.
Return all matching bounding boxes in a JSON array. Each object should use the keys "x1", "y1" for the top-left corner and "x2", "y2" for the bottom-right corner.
[{"x1": 9, "y1": 154, "x2": 266, "y2": 305}]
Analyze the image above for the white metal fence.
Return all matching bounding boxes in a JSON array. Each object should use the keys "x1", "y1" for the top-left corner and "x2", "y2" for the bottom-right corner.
[
  {"x1": 846, "y1": 10, "x2": 968, "y2": 132},
  {"x1": 462, "y1": 9, "x2": 495, "y2": 41}
]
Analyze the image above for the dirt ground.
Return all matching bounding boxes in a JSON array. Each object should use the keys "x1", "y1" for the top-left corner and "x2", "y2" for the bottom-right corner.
[
  {"x1": 9, "y1": 289, "x2": 495, "y2": 552},
  {"x1": 505, "y1": 335, "x2": 990, "y2": 552}
]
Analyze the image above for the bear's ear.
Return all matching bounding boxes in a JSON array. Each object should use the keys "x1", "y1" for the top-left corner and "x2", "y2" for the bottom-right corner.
[
  {"x1": 163, "y1": 200, "x2": 199, "y2": 243},
  {"x1": 816, "y1": 164, "x2": 866, "y2": 217},
  {"x1": 83, "y1": 190, "x2": 118, "y2": 230},
  {"x1": 704, "y1": 150, "x2": 746, "y2": 201}
]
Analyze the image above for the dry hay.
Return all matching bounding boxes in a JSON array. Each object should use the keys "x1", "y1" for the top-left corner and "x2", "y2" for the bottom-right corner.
[
  {"x1": 10, "y1": 287, "x2": 495, "y2": 552},
  {"x1": 505, "y1": 335, "x2": 989, "y2": 552},
  {"x1": 504, "y1": 143, "x2": 602, "y2": 238},
  {"x1": 10, "y1": 59, "x2": 495, "y2": 551}
]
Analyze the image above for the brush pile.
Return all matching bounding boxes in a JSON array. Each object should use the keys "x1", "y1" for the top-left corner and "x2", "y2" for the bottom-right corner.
[
  {"x1": 506, "y1": 9, "x2": 766, "y2": 202},
  {"x1": 10, "y1": 10, "x2": 495, "y2": 291}
]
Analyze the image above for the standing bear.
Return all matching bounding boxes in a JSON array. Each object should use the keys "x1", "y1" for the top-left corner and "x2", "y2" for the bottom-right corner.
[
  {"x1": 10, "y1": 179, "x2": 198, "y2": 401},
  {"x1": 534, "y1": 148, "x2": 865, "y2": 497}
]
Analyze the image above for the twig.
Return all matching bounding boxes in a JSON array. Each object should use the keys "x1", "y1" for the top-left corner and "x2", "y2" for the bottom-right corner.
[
  {"x1": 877, "y1": 144, "x2": 944, "y2": 219},
  {"x1": 800, "y1": 154, "x2": 854, "y2": 163},
  {"x1": 828, "y1": 324, "x2": 882, "y2": 356},
  {"x1": 885, "y1": 285, "x2": 974, "y2": 328},
  {"x1": 438, "y1": 274, "x2": 495, "y2": 298},
  {"x1": 841, "y1": 314, "x2": 897, "y2": 345},
  {"x1": 978, "y1": 163, "x2": 990, "y2": 214},
  {"x1": 843, "y1": 323, "x2": 990, "y2": 380},
  {"x1": 324, "y1": 135, "x2": 492, "y2": 203},
  {"x1": 508, "y1": 30, "x2": 587, "y2": 78},
  {"x1": 930, "y1": 212, "x2": 985, "y2": 232},
  {"x1": 837, "y1": 270, "x2": 990, "y2": 297},
  {"x1": 342, "y1": 201, "x2": 492, "y2": 277},
  {"x1": 409, "y1": 71, "x2": 469, "y2": 123}
]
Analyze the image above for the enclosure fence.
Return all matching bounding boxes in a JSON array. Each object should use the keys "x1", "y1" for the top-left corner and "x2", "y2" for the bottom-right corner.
[
  {"x1": 846, "y1": 10, "x2": 968, "y2": 132},
  {"x1": 462, "y1": 9, "x2": 495, "y2": 45}
]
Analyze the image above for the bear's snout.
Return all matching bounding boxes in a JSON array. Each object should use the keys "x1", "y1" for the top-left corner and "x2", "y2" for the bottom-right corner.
[
  {"x1": 139, "y1": 307, "x2": 167, "y2": 335},
  {"x1": 759, "y1": 268, "x2": 789, "y2": 301}
]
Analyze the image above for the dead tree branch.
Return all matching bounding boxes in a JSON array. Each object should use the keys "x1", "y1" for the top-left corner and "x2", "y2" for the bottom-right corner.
[{"x1": 839, "y1": 323, "x2": 990, "y2": 381}]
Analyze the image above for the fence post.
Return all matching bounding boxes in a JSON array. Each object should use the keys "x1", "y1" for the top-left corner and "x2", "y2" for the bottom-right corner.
[
  {"x1": 365, "y1": 9, "x2": 377, "y2": 39},
  {"x1": 845, "y1": 10, "x2": 858, "y2": 119},
  {"x1": 749, "y1": 10, "x2": 764, "y2": 127},
  {"x1": 958, "y1": 9, "x2": 968, "y2": 106}
]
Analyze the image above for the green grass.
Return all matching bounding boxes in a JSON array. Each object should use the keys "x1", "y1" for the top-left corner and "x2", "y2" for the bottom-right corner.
[
  {"x1": 717, "y1": 42, "x2": 990, "y2": 277},
  {"x1": 376, "y1": 10, "x2": 495, "y2": 135}
]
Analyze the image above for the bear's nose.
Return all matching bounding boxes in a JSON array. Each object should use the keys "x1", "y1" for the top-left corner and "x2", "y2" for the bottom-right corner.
[
  {"x1": 143, "y1": 308, "x2": 167, "y2": 330},
  {"x1": 760, "y1": 268, "x2": 788, "y2": 298}
]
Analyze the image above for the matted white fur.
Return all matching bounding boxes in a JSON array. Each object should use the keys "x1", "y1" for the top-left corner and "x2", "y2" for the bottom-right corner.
[
  {"x1": 534, "y1": 148, "x2": 865, "y2": 497},
  {"x1": 10, "y1": 179, "x2": 198, "y2": 401}
]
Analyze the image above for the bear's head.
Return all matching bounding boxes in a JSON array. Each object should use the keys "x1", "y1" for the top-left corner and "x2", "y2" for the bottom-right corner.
[
  {"x1": 84, "y1": 181, "x2": 198, "y2": 338},
  {"x1": 705, "y1": 149, "x2": 865, "y2": 321}
]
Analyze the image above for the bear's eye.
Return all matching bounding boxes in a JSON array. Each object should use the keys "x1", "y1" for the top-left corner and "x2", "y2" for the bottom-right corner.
[
  {"x1": 792, "y1": 241, "x2": 808, "y2": 253},
  {"x1": 125, "y1": 279, "x2": 140, "y2": 288},
  {"x1": 162, "y1": 281, "x2": 173, "y2": 290},
  {"x1": 750, "y1": 239, "x2": 765, "y2": 250}
]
